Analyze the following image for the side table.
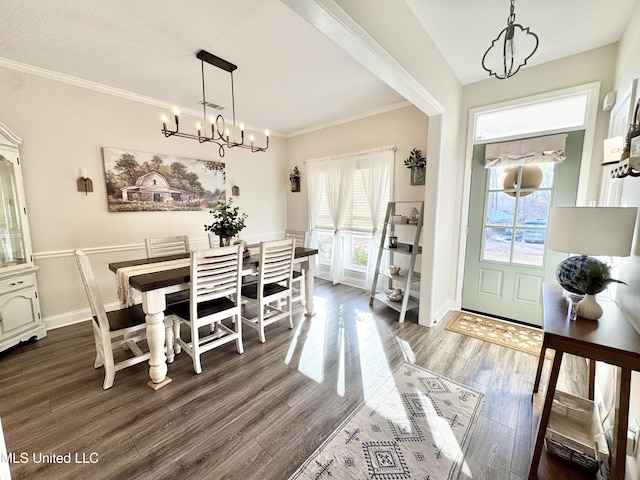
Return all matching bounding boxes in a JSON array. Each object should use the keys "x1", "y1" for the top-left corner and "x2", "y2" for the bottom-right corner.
[{"x1": 529, "y1": 284, "x2": 640, "y2": 480}]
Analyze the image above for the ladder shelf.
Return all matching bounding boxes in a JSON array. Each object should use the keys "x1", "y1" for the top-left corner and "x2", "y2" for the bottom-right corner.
[{"x1": 369, "y1": 201, "x2": 424, "y2": 322}]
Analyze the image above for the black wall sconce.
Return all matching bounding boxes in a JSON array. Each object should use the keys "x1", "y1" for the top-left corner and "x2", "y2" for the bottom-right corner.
[{"x1": 289, "y1": 166, "x2": 301, "y2": 192}]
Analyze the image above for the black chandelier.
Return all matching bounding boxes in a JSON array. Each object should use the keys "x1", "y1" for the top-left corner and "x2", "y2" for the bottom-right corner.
[
  {"x1": 481, "y1": 0, "x2": 539, "y2": 80},
  {"x1": 161, "y1": 50, "x2": 269, "y2": 157}
]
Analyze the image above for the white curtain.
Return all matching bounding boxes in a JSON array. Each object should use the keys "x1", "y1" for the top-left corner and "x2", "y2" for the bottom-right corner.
[
  {"x1": 324, "y1": 158, "x2": 356, "y2": 284},
  {"x1": 360, "y1": 151, "x2": 393, "y2": 289},
  {"x1": 306, "y1": 146, "x2": 394, "y2": 287},
  {"x1": 484, "y1": 133, "x2": 567, "y2": 167}
]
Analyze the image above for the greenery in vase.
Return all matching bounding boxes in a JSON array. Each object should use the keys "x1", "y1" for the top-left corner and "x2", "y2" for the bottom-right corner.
[
  {"x1": 204, "y1": 198, "x2": 248, "y2": 238},
  {"x1": 289, "y1": 166, "x2": 300, "y2": 181},
  {"x1": 573, "y1": 260, "x2": 626, "y2": 295},
  {"x1": 403, "y1": 148, "x2": 426, "y2": 169}
]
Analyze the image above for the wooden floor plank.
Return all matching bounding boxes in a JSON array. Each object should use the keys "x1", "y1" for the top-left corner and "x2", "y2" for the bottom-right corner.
[{"x1": 0, "y1": 279, "x2": 590, "y2": 479}]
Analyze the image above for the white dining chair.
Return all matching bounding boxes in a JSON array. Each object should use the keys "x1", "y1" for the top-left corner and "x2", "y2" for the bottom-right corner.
[
  {"x1": 285, "y1": 229, "x2": 307, "y2": 308},
  {"x1": 75, "y1": 249, "x2": 152, "y2": 389},
  {"x1": 168, "y1": 245, "x2": 244, "y2": 374},
  {"x1": 145, "y1": 235, "x2": 191, "y2": 309},
  {"x1": 241, "y1": 238, "x2": 295, "y2": 343},
  {"x1": 145, "y1": 235, "x2": 190, "y2": 258}
]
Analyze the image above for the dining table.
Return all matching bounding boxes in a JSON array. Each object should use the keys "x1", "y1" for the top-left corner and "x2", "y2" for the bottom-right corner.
[{"x1": 108, "y1": 246, "x2": 318, "y2": 389}]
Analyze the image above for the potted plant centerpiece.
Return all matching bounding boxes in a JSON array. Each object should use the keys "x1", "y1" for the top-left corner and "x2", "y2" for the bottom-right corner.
[
  {"x1": 205, "y1": 198, "x2": 248, "y2": 247},
  {"x1": 569, "y1": 259, "x2": 626, "y2": 320},
  {"x1": 404, "y1": 148, "x2": 426, "y2": 185}
]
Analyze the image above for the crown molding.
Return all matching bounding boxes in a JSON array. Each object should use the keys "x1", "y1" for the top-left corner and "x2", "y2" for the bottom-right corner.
[{"x1": 0, "y1": 56, "x2": 284, "y2": 138}]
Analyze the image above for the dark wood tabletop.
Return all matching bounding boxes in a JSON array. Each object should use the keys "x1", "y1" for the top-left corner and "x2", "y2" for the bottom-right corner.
[
  {"x1": 108, "y1": 247, "x2": 318, "y2": 293},
  {"x1": 541, "y1": 283, "x2": 640, "y2": 368}
]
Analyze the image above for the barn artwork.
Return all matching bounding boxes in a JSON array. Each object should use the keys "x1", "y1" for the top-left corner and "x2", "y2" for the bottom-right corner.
[{"x1": 102, "y1": 148, "x2": 226, "y2": 212}]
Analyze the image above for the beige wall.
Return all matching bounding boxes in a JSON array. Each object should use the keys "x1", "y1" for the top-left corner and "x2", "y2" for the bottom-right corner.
[
  {"x1": 0, "y1": 66, "x2": 287, "y2": 326},
  {"x1": 285, "y1": 105, "x2": 428, "y2": 231}
]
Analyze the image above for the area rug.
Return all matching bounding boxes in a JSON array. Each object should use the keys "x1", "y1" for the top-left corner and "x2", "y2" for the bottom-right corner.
[
  {"x1": 289, "y1": 362, "x2": 484, "y2": 480},
  {"x1": 446, "y1": 311, "x2": 544, "y2": 357}
]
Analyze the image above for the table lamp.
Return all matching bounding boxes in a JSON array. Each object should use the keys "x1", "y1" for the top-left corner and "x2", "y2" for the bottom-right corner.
[{"x1": 546, "y1": 206, "x2": 638, "y2": 320}]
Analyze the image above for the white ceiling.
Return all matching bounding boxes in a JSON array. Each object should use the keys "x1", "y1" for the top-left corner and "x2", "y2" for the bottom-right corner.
[{"x1": 1, "y1": 0, "x2": 638, "y2": 136}]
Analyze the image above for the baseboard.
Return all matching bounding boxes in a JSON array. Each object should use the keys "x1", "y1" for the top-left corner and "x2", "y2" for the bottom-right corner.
[
  {"x1": 44, "y1": 300, "x2": 123, "y2": 330},
  {"x1": 432, "y1": 300, "x2": 456, "y2": 326}
]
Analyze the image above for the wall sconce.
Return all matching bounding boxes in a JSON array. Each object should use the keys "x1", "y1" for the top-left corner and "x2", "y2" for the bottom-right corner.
[
  {"x1": 289, "y1": 166, "x2": 300, "y2": 192},
  {"x1": 76, "y1": 168, "x2": 93, "y2": 195},
  {"x1": 388, "y1": 236, "x2": 398, "y2": 248},
  {"x1": 231, "y1": 185, "x2": 240, "y2": 196}
]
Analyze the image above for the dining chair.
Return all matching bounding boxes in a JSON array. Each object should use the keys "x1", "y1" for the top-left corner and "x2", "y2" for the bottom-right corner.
[
  {"x1": 241, "y1": 238, "x2": 295, "y2": 343},
  {"x1": 167, "y1": 245, "x2": 244, "y2": 374},
  {"x1": 145, "y1": 235, "x2": 191, "y2": 307},
  {"x1": 145, "y1": 235, "x2": 190, "y2": 258},
  {"x1": 75, "y1": 249, "x2": 152, "y2": 389},
  {"x1": 285, "y1": 229, "x2": 307, "y2": 308}
]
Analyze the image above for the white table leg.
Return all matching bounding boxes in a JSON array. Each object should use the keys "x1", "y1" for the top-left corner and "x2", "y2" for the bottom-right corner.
[
  {"x1": 142, "y1": 291, "x2": 172, "y2": 389},
  {"x1": 302, "y1": 255, "x2": 316, "y2": 316}
]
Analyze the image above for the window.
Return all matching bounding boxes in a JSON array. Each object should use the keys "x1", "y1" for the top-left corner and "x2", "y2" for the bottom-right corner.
[
  {"x1": 475, "y1": 93, "x2": 588, "y2": 141},
  {"x1": 482, "y1": 163, "x2": 555, "y2": 266},
  {"x1": 307, "y1": 147, "x2": 394, "y2": 286},
  {"x1": 315, "y1": 168, "x2": 390, "y2": 270}
]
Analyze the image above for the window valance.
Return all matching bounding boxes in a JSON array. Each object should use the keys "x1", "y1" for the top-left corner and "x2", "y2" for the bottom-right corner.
[{"x1": 484, "y1": 133, "x2": 567, "y2": 168}]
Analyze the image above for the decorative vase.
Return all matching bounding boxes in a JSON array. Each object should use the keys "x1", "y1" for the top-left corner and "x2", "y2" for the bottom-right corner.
[
  {"x1": 576, "y1": 294, "x2": 603, "y2": 320},
  {"x1": 219, "y1": 236, "x2": 232, "y2": 247},
  {"x1": 411, "y1": 166, "x2": 425, "y2": 185}
]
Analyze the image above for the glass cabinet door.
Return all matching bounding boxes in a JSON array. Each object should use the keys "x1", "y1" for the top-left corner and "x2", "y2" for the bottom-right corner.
[{"x1": 0, "y1": 154, "x2": 26, "y2": 267}]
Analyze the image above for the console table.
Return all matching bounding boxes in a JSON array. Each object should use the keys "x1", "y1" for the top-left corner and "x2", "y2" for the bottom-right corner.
[{"x1": 528, "y1": 284, "x2": 640, "y2": 479}]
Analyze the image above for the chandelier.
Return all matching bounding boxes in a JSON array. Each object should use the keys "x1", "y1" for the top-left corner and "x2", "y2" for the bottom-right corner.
[
  {"x1": 481, "y1": 0, "x2": 539, "y2": 80},
  {"x1": 161, "y1": 50, "x2": 269, "y2": 157}
]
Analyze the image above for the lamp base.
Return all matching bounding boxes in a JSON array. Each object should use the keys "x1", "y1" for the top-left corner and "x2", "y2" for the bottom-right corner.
[{"x1": 576, "y1": 294, "x2": 603, "y2": 320}]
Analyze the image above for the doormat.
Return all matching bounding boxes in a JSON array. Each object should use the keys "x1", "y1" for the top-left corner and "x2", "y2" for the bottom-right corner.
[
  {"x1": 446, "y1": 311, "x2": 544, "y2": 357},
  {"x1": 289, "y1": 361, "x2": 484, "y2": 480}
]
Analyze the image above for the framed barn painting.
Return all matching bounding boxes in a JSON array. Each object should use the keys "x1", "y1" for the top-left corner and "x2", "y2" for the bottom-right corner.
[{"x1": 102, "y1": 147, "x2": 226, "y2": 212}]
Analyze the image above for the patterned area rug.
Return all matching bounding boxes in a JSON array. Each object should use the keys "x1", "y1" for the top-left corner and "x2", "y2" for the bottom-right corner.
[
  {"x1": 289, "y1": 362, "x2": 484, "y2": 480},
  {"x1": 446, "y1": 311, "x2": 544, "y2": 357}
]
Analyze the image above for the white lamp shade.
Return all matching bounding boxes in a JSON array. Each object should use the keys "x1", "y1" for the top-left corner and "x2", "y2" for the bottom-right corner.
[{"x1": 546, "y1": 207, "x2": 638, "y2": 256}]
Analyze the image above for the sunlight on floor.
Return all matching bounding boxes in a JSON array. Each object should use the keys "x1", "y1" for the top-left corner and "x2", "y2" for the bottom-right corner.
[{"x1": 285, "y1": 296, "x2": 327, "y2": 384}]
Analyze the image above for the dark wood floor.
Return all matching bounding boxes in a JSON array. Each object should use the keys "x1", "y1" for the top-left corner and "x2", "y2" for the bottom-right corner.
[{"x1": 0, "y1": 279, "x2": 588, "y2": 480}]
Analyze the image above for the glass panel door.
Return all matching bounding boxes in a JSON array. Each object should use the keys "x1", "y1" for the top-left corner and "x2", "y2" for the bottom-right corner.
[{"x1": 0, "y1": 155, "x2": 26, "y2": 267}]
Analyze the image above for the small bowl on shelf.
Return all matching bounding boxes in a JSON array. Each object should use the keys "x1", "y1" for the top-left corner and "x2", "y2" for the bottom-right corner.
[{"x1": 384, "y1": 288, "x2": 404, "y2": 302}]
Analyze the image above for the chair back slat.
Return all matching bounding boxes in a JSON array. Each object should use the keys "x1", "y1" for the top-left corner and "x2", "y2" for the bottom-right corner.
[
  {"x1": 191, "y1": 245, "x2": 243, "y2": 304},
  {"x1": 259, "y1": 239, "x2": 294, "y2": 292},
  {"x1": 285, "y1": 229, "x2": 307, "y2": 248},
  {"x1": 145, "y1": 235, "x2": 190, "y2": 258}
]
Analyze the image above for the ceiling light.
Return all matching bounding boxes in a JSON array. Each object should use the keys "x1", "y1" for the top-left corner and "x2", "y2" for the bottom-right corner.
[
  {"x1": 481, "y1": 0, "x2": 539, "y2": 80},
  {"x1": 161, "y1": 50, "x2": 269, "y2": 157}
]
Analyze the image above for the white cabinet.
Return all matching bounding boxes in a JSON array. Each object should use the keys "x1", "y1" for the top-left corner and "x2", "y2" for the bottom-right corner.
[{"x1": 0, "y1": 122, "x2": 45, "y2": 352}]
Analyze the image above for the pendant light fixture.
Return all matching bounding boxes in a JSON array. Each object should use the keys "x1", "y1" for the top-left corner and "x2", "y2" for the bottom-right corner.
[
  {"x1": 161, "y1": 50, "x2": 269, "y2": 157},
  {"x1": 481, "y1": 0, "x2": 539, "y2": 80}
]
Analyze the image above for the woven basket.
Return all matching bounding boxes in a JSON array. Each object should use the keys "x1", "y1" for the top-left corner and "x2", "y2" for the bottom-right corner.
[{"x1": 544, "y1": 390, "x2": 609, "y2": 473}]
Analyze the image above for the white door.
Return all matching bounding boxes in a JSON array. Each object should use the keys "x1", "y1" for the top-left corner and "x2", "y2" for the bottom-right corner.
[{"x1": 461, "y1": 131, "x2": 584, "y2": 326}]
